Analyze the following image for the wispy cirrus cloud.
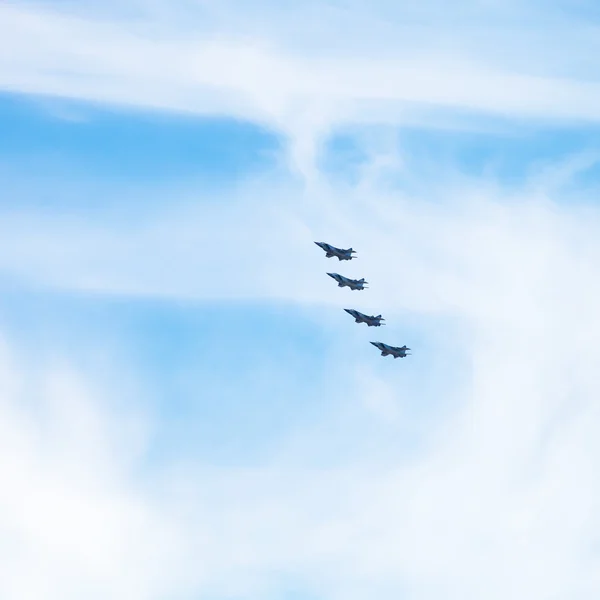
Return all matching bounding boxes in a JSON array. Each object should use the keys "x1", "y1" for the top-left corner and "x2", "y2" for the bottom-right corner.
[
  {"x1": 3, "y1": 142, "x2": 600, "y2": 599},
  {"x1": 3, "y1": 1, "x2": 600, "y2": 599},
  {"x1": 4, "y1": 1, "x2": 600, "y2": 163},
  {"x1": 4, "y1": 0, "x2": 600, "y2": 179},
  {"x1": 5, "y1": 0, "x2": 600, "y2": 184}
]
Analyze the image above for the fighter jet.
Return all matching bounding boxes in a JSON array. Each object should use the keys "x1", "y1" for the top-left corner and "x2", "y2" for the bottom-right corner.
[
  {"x1": 344, "y1": 309, "x2": 384, "y2": 327},
  {"x1": 327, "y1": 273, "x2": 367, "y2": 291},
  {"x1": 370, "y1": 342, "x2": 411, "y2": 359},
  {"x1": 314, "y1": 242, "x2": 356, "y2": 261}
]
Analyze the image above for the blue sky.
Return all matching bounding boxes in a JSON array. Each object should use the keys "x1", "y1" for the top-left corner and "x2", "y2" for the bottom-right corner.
[{"x1": 2, "y1": 1, "x2": 600, "y2": 599}]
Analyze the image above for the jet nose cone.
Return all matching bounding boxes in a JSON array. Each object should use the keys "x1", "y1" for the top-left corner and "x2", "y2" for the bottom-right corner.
[
  {"x1": 327, "y1": 272, "x2": 335, "y2": 277},
  {"x1": 344, "y1": 309, "x2": 352, "y2": 313}
]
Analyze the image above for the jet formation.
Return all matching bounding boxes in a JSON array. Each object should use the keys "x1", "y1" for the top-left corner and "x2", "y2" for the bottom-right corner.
[{"x1": 315, "y1": 242, "x2": 411, "y2": 360}]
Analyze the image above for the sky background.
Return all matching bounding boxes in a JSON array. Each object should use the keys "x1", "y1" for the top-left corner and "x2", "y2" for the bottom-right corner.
[{"x1": 2, "y1": 1, "x2": 600, "y2": 599}]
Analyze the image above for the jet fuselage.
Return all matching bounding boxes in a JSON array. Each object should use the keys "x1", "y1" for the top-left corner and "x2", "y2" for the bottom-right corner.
[
  {"x1": 370, "y1": 342, "x2": 411, "y2": 358},
  {"x1": 315, "y1": 242, "x2": 356, "y2": 261},
  {"x1": 344, "y1": 308, "x2": 384, "y2": 326},
  {"x1": 327, "y1": 272, "x2": 367, "y2": 291}
]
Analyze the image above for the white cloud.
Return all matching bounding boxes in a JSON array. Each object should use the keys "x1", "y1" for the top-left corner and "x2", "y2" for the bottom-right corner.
[
  {"x1": 1, "y1": 150, "x2": 599, "y2": 315},
  {"x1": 3, "y1": 0, "x2": 600, "y2": 181},
  {"x1": 3, "y1": 0, "x2": 600, "y2": 178},
  {"x1": 3, "y1": 1, "x2": 600, "y2": 598},
  {"x1": 2, "y1": 148, "x2": 600, "y2": 597},
  {"x1": 0, "y1": 339, "x2": 192, "y2": 600}
]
